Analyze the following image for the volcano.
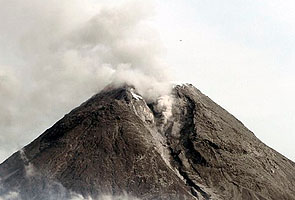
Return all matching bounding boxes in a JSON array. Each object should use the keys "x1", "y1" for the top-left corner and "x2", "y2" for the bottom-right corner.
[{"x1": 0, "y1": 84, "x2": 295, "y2": 200}]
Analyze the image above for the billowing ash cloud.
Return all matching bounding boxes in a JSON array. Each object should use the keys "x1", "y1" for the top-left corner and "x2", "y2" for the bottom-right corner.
[{"x1": 0, "y1": 0, "x2": 172, "y2": 162}]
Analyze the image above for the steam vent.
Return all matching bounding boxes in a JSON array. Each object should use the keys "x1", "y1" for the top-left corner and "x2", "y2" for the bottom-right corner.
[{"x1": 1, "y1": 84, "x2": 295, "y2": 200}]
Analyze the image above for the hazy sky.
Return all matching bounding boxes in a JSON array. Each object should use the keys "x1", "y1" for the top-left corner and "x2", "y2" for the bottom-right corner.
[
  {"x1": 0, "y1": 0, "x2": 294, "y2": 162},
  {"x1": 154, "y1": 0, "x2": 295, "y2": 161}
]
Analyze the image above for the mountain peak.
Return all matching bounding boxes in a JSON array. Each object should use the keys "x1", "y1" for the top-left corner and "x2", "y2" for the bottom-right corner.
[{"x1": 1, "y1": 83, "x2": 295, "y2": 200}]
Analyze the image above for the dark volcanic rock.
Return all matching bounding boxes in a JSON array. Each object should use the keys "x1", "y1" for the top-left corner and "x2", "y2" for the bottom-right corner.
[{"x1": 0, "y1": 84, "x2": 295, "y2": 200}]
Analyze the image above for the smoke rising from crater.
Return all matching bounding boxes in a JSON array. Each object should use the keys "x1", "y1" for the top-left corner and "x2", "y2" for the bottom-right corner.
[{"x1": 0, "y1": 0, "x2": 172, "y2": 162}]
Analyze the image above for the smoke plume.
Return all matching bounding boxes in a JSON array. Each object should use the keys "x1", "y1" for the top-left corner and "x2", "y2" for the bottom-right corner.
[{"x1": 0, "y1": 0, "x2": 172, "y2": 162}]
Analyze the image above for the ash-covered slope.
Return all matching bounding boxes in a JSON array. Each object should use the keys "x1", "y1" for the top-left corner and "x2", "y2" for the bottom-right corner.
[{"x1": 0, "y1": 84, "x2": 295, "y2": 200}]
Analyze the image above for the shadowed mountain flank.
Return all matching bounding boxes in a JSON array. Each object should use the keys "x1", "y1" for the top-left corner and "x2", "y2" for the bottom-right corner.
[{"x1": 0, "y1": 84, "x2": 295, "y2": 200}]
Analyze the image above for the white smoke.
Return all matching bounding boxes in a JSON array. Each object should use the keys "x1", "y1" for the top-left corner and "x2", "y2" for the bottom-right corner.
[
  {"x1": 19, "y1": 149, "x2": 36, "y2": 178},
  {"x1": 0, "y1": 178, "x2": 19, "y2": 200},
  {"x1": 0, "y1": 0, "x2": 173, "y2": 162},
  {"x1": 0, "y1": 191, "x2": 20, "y2": 200},
  {"x1": 155, "y1": 95, "x2": 173, "y2": 122}
]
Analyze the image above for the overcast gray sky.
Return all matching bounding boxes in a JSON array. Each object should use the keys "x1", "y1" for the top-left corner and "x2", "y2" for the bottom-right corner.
[
  {"x1": 154, "y1": 0, "x2": 295, "y2": 161},
  {"x1": 0, "y1": 0, "x2": 294, "y2": 162}
]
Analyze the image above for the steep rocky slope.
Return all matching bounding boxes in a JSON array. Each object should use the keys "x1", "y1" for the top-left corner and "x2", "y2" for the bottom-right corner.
[{"x1": 0, "y1": 84, "x2": 295, "y2": 200}]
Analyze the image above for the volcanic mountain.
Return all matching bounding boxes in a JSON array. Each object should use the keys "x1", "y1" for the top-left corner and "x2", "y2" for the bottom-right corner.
[{"x1": 0, "y1": 84, "x2": 295, "y2": 200}]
